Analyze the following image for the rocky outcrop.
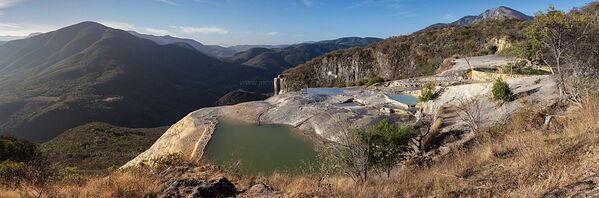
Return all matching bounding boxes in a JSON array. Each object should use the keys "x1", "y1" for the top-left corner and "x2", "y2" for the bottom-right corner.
[
  {"x1": 159, "y1": 177, "x2": 236, "y2": 198},
  {"x1": 490, "y1": 37, "x2": 512, "y2": 54},
  {"x1": 543, "y1": 174, "x2": 599, "y2": 198}
]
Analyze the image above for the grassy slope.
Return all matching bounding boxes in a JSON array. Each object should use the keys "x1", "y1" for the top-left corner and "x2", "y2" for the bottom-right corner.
[{"x1": 40, "y1": 122, "x2": 167, "y2": 171}]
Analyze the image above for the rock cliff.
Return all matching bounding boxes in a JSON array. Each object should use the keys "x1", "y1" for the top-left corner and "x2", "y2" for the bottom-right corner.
[{"x1": 283, "y1": 17, "x2": 529, "y2": 90}]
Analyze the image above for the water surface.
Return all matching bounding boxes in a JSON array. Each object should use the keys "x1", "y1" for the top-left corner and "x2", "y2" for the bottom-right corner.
[
  {"x1": 306, "y1": 87, "x2": 346, "y2": 96},
  {"x1": 389, "y1": 95, "x2": 419, "y2": 105},
  {"x1": 205, "y1": 120, "x2": 318, "y2": 175}
]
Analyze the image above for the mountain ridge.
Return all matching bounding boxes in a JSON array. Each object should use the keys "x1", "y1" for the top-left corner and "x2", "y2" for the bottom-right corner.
[
  {"x1": 0, "y1": 21, "x2": 266, "y2": 141},
  {"x1": 127, "y1": 31, "x2": 238, "y2": 57},
  {"x1": 224, "y1": 37, "x2": 383, "y2": 75},
  {"x1": 430, "y1": 6, "x2": 532, "y2": 28}
]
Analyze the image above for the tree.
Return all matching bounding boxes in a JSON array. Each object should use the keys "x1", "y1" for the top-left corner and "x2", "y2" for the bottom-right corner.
[
  {"x1": 454, "y1": 99, "x2": 483, "y2": 133},
  {"x1": 525, "y1": 6, "x2": 594, "y2": 99},
  {"x1": 368, "y1": 120, "x2": 414, "y2": 177},
  {"x1": 318, "y1": 119, "x2": 371, "y2": 183},
  {"x1": 320, "y1": 119, "x2": 415, "y2": 182}
]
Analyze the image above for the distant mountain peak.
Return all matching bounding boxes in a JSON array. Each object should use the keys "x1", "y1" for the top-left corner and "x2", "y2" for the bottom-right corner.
[
  {"x1": 477, "y1": 6, "x2": 532, "y2": 21},
  {"x1": 432, "y1": 6, "x2": 532, "y2": 28}
]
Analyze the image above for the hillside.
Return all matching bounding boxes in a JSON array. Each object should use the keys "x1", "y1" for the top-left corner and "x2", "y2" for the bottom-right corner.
[
  {"x1": 128, "y1": 31, "x2": 237, "y2": 57},
  {"x1": 224, "y1": 37, "x2": 382, "y2": 75},
  {"x1": 0, "y1": 22, "x2": 266, "y2": 142},
  {"x1": 284, "y1": 19, "x2": 529, "y2": 89},
  {"x1": 40, "y1": 122, "x2": 167, "y2": 170}
]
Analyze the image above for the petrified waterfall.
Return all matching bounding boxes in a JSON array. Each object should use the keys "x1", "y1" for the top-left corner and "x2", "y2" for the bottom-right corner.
[{"x1": 274, "y1": 74, "x2": 288, "y2": 95}]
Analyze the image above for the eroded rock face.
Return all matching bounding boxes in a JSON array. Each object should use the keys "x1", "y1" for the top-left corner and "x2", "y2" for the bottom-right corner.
[
  {"x1": 159, "y1": 177, "x2": 236, "y2": 198},
  {"x1": 122, "y1": 107, "x2": 220, "y2": 167}
]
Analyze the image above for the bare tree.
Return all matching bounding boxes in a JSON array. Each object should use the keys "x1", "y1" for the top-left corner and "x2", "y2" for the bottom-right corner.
[
  {"x1": 411, "y1": 117, "x2": 442, "y2": 152},
  {"x1": 318, "y1": 115, "x2": 371, "y2": 183},
  {"x1": 454, "y1": 99, "x2": 483, "y2": 133}
]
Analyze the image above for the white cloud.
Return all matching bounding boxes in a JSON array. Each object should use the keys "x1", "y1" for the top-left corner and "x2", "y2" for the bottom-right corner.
[
  {"x1": 301, "y1": 0, "x2": 314, "y2": 7},
  {"x1": 156, "y1": 0, "x2": 176, "y2": 5},
  {"x1": 99, "y1": 21, "x2": 136, "y2": 31},
  {"x1": 179, "y1": 26, "x2": 228, "y2": 34},
  {"x1": 0, "y1": 22, "x2": 57, "y2": 38},
  {"x1": 0, "y1": 0, "x2": 24, "y2": 9},
  {"x1": 265, "y1": 32, "x2": 280, "y2": 36},
  {"x1": 144, "y1": 28, "x2": 172, "y2": 36}
]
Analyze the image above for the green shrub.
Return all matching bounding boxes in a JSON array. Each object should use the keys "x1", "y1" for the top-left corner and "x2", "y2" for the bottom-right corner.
[
  {"x1": 492, "y1": 78, "x2": 512, "y2": 102},
  {"x1": 368, "y1": 119, "x2": 414, "y2": 177},
  {"x1": 151, "y1": 153, "x2": 185, "y2": 171},
  {"x1": 419, "y1": 83, "x2": 435, "y2": 102},
  {"x1": 0, "y1": 160, "x2": 27, "y2": 185},
  {"x1": 481, "y1": 45, "x2": 498, "y2": 55},
  {"x1": 368, "y1": 76, "x2": 385, "y2": 86},
  {"x1": 0, "y1": 136, "x2": 40, "y2": 163},
  {"x1": 355, "y1": 79, "x2": 369, "y2": 86}
]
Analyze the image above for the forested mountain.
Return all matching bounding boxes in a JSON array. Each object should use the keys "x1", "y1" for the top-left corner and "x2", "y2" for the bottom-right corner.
[
  {"x1": 0, "y1": 22, "x2": 266, "y2": 141},
  {"x1": 224, "y1": 37, "x2": 382, "y2": 75}
]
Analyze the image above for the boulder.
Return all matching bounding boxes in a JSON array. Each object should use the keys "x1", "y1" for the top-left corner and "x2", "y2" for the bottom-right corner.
[
  {"x1": 159, "y1": 177, "x2": 236, "y2": 198},
  {"x1": 543, "y1": 174, "x2": 599, "y2": 198},
  {"x1": 245, "y1": 183, "x2": 275, "y2": 194}
]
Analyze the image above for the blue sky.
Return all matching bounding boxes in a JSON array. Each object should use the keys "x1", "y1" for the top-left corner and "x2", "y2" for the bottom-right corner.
[{"x1": 0, "y1": 0, "x2": 593, "y2": 46}]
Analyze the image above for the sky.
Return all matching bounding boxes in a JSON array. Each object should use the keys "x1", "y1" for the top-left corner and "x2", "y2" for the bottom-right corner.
[{"x1": 0, "y1": 0, "x2": 594, "y2": 46}]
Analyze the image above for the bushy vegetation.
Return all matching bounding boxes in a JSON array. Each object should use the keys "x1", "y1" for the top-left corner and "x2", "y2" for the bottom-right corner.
[
  {"x1": 150, "y1": 153, "x2": 186, "y2": 172},
  {"x1": 418, "y1": 83, "x2": 435, "y2": 102},
  {"x1": 0, "y1": 136, "x2": 40, "y2": 163},
  {"x1": 500, "y1": 60, "x2": 550, "y2": 75},
  {"x1": 354, "y1": 76, "x2": 385, "y2": 87},
  {"x1": 492, "y1": 78, "x2": 512, "y2": 102},
  {"x1": 523, "y1": 4, "x2": 599, "y2": 100},
  {"x1": 320, "y1": 119, "x2": 415, "y2": 182},
  {"x1": 40, "y1": 123, "x2": 166, "y2": 171}
]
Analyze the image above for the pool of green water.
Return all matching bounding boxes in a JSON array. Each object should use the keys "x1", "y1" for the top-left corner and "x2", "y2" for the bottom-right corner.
[
  {"x1": 204, "y1": 120, "x2": 319, "y2": 175},
  {"x1": 389, "y1": 94, "x2": 419, "y2": 105}
]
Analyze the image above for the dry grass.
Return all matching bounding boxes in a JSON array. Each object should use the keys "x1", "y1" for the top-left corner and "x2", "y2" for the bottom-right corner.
[
  {"x1": 259, "y1": 96, "x2": 599, "y2": 197},
  {"x1": 0, "y1": 168, "x2": 162, "y2": 198}
]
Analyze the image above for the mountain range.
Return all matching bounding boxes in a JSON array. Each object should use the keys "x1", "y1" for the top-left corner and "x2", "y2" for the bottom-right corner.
[
  {"x1": 127, "y1": 31, "x2": 238, "y2": 57},
  {"x1": 223, "y1": 37, "x2": 383, "y2": 75},
  {"x1": 0, "y1": 21, "x2": 267, "y2": 141},
  {"x1": 429, "y1": 6, "x2": 532, "y2": 28},
  {"x1": 227, "y1": 44, "x2": 290, "y2": 52}
]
